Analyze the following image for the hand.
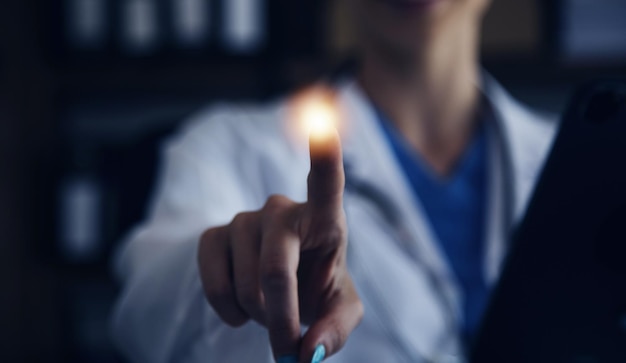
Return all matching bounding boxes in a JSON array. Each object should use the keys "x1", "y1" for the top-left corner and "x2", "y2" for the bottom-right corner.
[{"x1": 198, "y1": 127, "x2": 363, "y2": 362}]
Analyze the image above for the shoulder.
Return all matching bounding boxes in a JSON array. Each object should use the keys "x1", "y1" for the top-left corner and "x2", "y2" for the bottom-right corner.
[
  {"x1": 167, "y1": 99, "x2": 291, "y2": 159},
  {"x1": 160, "y1": 94, "x2": 313, "y2": 181},
  {"x1": 158, "y1": 95, "x2": 311, "y2": 203}
]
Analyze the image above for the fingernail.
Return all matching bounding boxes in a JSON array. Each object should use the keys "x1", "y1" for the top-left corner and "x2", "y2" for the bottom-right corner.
[
  {"x1": 311, "y1": 344, "x2": 326, "y2": 363},
  {"x1": 277, "y1": 355, "x2": 299, "y2": 363}
]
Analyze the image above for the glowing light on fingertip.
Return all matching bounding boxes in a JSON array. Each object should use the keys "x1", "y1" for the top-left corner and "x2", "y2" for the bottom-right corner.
[{"x1": 296, "y1": 91, "x2": 338, "y2": 142}]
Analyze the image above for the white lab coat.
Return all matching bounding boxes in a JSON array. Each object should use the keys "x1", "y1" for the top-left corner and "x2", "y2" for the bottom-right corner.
[{"x1": 111, "y1": 75, "x2": 558, "y2": 363}]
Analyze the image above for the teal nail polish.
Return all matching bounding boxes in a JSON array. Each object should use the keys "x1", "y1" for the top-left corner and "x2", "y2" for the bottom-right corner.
[
  {"x1": 311, "y1": 344, "x2": 326, "y2": 363},
  {"x1": 277, "y1": 355, "x2": 298, "y2": 363}
]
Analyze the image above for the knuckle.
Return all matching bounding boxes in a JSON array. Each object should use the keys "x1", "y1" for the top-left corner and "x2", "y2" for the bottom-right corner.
[
  {"x1": 356, "y1": 299, "x2": 365, "y2": 317},
  {"x1": 204, "y1": 283, "x2": 232, "y2": 306},
  {"x1": 264, "y1": 194, "x2": 289, "y2": 212},
  {"x1": 329, "y1": 319, "x2": 349, "y2": 351},
  {"x1": 354, "y1": 299, "x2": 365, "y2": 323},
  {"x1": 262, "y1": 195, "x2": 301, "y2": 230},
  {"x1": 235, "y1": 280, "x2": 262, "y2": 308},
  {"x1": 260, "y1": 264, "x2": 294, "y2": 293},
  {"x1": 230, "y1": 212, "x2": 259, "y2": 246},
  {"x1": 328, "y1": 222, "x2": 347, "y2": 242},
  {"x1": 231, "y1": 212, "x2": 256, "y2": 231},
  {"x1": 263, "y1": 195, "x2": 295, "y2": 221},
  {"x1": 200, "y1": 226, "x2": 230, "y2": 251},
  {"x1": 314, "y1": 223, "x2": 346, "y2": 246},
  {"x1": 269, "y1": 318, "x2": 298, "y2": 338},
  {"x1": 200, "y1": 227, "x2": 220, "y2": 245}
]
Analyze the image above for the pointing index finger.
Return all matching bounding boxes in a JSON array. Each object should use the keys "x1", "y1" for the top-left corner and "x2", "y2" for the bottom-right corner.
[
  {"x1": 298, "y1": 89, "x2": 345, "y2": 212},
  {"x1": 308, "y1": 127, "x2": 344, "y2": 212}
]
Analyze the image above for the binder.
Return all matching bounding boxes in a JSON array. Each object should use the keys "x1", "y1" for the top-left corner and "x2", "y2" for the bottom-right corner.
[{"x1": 221, "y1": 0, "x2": 266, "y2": 54}]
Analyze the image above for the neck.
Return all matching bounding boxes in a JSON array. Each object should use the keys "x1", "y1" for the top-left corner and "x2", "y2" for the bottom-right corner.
[{"x1": 358, "y1": 20, "x2": 481, "y2": 176}]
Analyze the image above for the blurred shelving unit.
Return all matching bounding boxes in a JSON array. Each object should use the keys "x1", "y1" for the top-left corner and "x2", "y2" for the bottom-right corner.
[
  {"x1": 15, "y1": 0, "x2": 331, "y2": 362},
  {"x1": 41, "y1": 0, "x2": 330, "y2": 263}
]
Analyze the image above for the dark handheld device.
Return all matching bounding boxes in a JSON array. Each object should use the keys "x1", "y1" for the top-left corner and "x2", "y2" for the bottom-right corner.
[{"x1": 471, "y1": 81, "x2": 626, "y2": 363}]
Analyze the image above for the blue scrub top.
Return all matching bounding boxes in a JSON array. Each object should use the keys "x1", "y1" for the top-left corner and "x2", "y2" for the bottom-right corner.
[{"x1": 376, "y1": 109, "x2": 490, "y2": 347}]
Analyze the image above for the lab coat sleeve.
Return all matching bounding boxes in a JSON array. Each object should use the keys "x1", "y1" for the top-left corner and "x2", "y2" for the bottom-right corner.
[{"x1": 110, "y1": 110, "x2": 267, "y2": 363}]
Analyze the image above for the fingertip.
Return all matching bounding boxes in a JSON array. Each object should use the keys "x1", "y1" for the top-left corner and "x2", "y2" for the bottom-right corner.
[
  {"x1": 299, "y1": 293, "x2": 363, "y2": 361},
  {"x1": 311, "y1": 344, "x2": 326, "y2": 363},
  {"x1": 307, "y1": 128, "x2": 345, "y2": 210},
  {"x1": 300, "y1": 326, "x2": 333, "y2": 363},
  {"x1": 294, "y1": 344, "x2": 326, "y2": 363},
  {"x1": 309, "y1": 129, "x2": 342, "y2": 170},
  {"x1": 299, "y1": 338, "x2": 328, "y2": 363},
  {"x1": 297, "y1": 86, "x2": 340, "y2": 151}
]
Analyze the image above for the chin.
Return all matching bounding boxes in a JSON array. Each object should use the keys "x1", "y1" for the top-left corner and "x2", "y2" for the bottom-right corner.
[
  {"x1": 360, "y1": 1, "x2": 444, "y2": 52},
  {"x1": 358, "y1": 0, "x2": 482, "y2": 55},
  {"x1": 374, "y1": 0, "x2": 448, "y2": 13}
]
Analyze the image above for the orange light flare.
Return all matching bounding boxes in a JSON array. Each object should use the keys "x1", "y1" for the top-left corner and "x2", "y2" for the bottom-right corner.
[{"x1": 289, "y1": 87, "x2": 341, "y2": 145}]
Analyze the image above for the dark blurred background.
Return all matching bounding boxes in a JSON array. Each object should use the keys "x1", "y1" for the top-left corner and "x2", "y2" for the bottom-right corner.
[{"x1": 1, "y1": 0, "x2": 625, "y2": 362}]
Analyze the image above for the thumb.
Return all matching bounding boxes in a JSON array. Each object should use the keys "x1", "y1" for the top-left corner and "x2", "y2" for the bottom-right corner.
[{"x1": 299, "y1": 282, "x2": 364, "y2": 362}]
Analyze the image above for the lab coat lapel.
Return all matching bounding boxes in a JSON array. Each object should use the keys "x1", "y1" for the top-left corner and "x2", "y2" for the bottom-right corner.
[
  {"x1": 480, "y1": 73, "x2": 559, "y2": 285},
  {"x1": 481, "y1": 102, "x2": 508, "y2": 285}
]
